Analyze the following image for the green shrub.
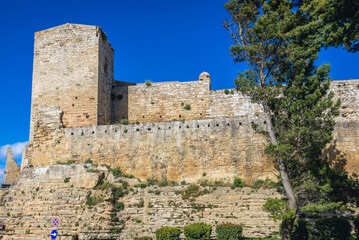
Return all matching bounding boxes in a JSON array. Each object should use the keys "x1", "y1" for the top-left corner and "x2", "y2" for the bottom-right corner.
[
  {"x1": 86, "y1": 193, "x2": 103, "y2": 207},
  {"x1": 111, "y1": 186, "x2": 128, "y2": 202},
  {"x1": 156, "y1": 226, "x2": 181, "y2": 240},
  {"x1": 184, "y1": 104, "x2": 191, "y2": 110},
  {"x1": 314, "y1": 217, "x2": 351, "y2": 240},
  {"x1": 291, "y1": 220, "x2": 312, "y2": 240},
  {"x1": 85, "y1": 158, "x2": 93, "y2": 164},
  {"x1": 64, "y1": 177, "x2": 71, "y2": 183},
  {"x1": 121, "y1": 119, "x2": 129, "y2": 125},
  {"x1": 145, "y1": 80, "x2": 152, "y2": 87},
  {"x1": 232, "y1": 177, "x2": 245, "y2": 188},
  {"x1": 135, "y1": 237, "x2": 152, "y2": 240},
  {"x1": 111, "y1": 167, "x2": 123, "y2": 177},
  {"x1": 182, "y1": 184, "x2": 200, "y2": 200},
  {"x1": 224, "y1": 89, "x2": 229, "y2": 94},
  {"x1": 354, "y1": 216, "x2": 359, "y2": 238},
  {"x1": 216, "y1": 223, "x2": 243, "y2": 240},
  {"x1": 114, "y1": 202, "x2": 124, "y2": 211},
  {"x1": 184, "y1": 222, "x2": 212, "y2": 240},
  {"x1": 252, "y1": 178, "x2": 277, "y2": 189}
]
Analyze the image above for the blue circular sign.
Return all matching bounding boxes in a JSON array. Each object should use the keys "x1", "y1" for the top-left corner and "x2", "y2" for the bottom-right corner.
[{"x1": 51, "y1": 229, "x2": 58, "y2": 239}]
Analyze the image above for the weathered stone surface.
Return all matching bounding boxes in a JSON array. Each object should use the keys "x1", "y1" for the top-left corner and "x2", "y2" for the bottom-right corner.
[
  {"x1": 0, "y1": 165, "x2": 281, "y2": 239},
  {"x1": 28, "y1": 117, "x2": 273, "y2": 183},
  {"x1": 3, "y1": 147, "x2": 20, "y2": 185},
  {"x1": 20, "y1": 145, "x2": 29, "y2": 171}
]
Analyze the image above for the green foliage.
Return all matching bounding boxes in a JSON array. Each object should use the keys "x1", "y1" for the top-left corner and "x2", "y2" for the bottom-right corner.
[
  {"x1": 184, "y1": 104, "x2": 191, "y2": 110},
  {"x1": 182, "y1": 184, "x2": 200, "y2": 200},
  {"x1": 300, "y1": 200, "x2": 349, "y2": 215},
  {"x1": 94, "y1": 179, "x2": 113, "y2": 190},
  {"x1": 56, "y1": 159, "x2": 76, "y2": 165},
  {"x1": 291, "y1": 220, "x2": 312, "y2": 240},
  {"x1": 353, "y1": 216, "x2": 359, "y2": 239},
  {"x1": 184, "y1": 222, "x2": 212, "y2": 240},
  {"x1": 86, "y1": 193, "x2": 103, "y2": 207},
  {"x1": 114, "y1": 202, "x2": 124, "y2": 211},
  {"x1": 314, "y1": 217, "x2": 352, "y2": 240},
  {"x1": 298, "y1": 0, "x2": 359, "y2": 52},
  {"x1": 252, "y1": 179, "x2": 277, "y2": 189},
  {"x1": 216, "y1": 223, "x2": 243, "y2": 240},
  {"x1": 224, "y1": 89, "x2": 230, "y2": 94},
  {"x1": 135, "y1": 237, "x2": 152, "y2": 240},
  {"x1": 64, "y1": 177, "x2": 70, "y2": 183},
  {"x1": 111, "y1": 186, "x2": 128, "y2": 202},
  {"x1": 134, "y1": 183, "x2": 148, "y2": 189},
  {"x1": 121, "y1": 119, "x2": 129, "y2": 125},
  {"x1": 263, "y1": 198, "x2": 295, "y2": 222},
  {"x1": 145, "y1": 80, "x2": 152, "y2": 87},
  {"x1": 155, "y1": 226, "x2": 181, "y2": 240},
  {"x1": 85, "y1": 158, "x2": 93, "y2": 164},
  {"x1": 232, "y1": 177, "x2": 245, "y2": 188},
  {"x1": 110, "y1": 167, "x2": 123, "y2": 178}
]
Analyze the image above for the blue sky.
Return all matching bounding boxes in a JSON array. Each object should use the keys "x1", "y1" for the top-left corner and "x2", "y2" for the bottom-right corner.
[{"x1": 0, "y1": 0, "x2": 358, "y2": 183}]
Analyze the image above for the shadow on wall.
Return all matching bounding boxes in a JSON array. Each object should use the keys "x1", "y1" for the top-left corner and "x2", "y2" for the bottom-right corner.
[
  {"x1": 111, "y1": 80, "x2": 134, "y2": 123},
  {"x1": 323, "y1": 140, "x2": 347, "y2": 172}
]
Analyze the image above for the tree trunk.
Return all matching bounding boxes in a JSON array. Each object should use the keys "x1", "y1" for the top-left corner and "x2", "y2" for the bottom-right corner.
[
  {"x1": 281, "y1": 218, "x2": 295, "y2": 240},
  {"x1": 263, "y1": 104, "x2": 298, "y2": 240}
]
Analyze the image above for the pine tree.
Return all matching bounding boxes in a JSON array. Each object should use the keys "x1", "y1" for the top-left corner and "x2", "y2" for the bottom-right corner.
[{"x1": 223, "y1": 0, "x2": 355, "y2": 239}]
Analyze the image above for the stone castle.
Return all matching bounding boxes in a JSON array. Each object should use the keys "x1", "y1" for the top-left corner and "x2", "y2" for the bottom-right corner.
[
  {"x1": 4, "y1": 23, "x2": 359, "y2": 184},
  {"x1": 1, "y1": 23, "x2": 359, "y2": 240}
]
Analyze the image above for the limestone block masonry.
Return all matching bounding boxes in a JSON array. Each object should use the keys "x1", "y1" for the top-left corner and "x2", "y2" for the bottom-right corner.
[
  {"x1": 0, "y1": 165, "x2": 282, "y2": 239},
  {"x1": 24, "y1": 23, "x2": 359, "y2": 184}
]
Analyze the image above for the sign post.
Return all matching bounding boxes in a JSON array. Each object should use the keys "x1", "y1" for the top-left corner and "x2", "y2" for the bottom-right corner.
[{"x1": 51, "y1": 217, "x2": 59, "y2": 239}]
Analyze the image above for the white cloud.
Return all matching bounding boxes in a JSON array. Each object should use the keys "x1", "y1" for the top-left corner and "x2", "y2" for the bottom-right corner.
[{"x1": 0, "y1": 141, "x2": 29, "y2": 159}]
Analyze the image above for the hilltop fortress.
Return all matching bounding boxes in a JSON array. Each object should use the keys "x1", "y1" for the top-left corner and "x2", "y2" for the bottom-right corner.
[{"x1": 5, "y1": 23, "x2": 359, "y2": 184}]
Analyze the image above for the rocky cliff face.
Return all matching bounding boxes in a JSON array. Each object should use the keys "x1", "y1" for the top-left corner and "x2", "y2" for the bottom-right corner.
[{"x1": 0, "y1": 164, "x2": 281, "y2": 239}]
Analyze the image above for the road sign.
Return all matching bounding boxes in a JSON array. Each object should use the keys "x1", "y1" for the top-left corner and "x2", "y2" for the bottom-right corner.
[
  {"x1": 52, "y1": 217, "x2": 59, "y2": 227},
  {"x1": 51, "y1": 229, "x2": 58, "y2": 239}
]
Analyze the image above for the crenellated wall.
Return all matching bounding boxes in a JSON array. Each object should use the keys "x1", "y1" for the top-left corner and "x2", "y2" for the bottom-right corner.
[{"x1": 29, "y1": 116, "x2": 272, "y2": 183}]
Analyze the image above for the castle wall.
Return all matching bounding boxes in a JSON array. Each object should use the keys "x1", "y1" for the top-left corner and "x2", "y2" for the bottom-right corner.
[
  {"x1": 30, "y1": 116, "x2": 272, "y2": 183},
  {"x1": 28, "y1": 80, "x2": 359, "y2": 181},
  {"x1": 326, "y1": 80, "x2": 359, "y2": 173},
  {"x1": 112, "y1": 80, "x2": 211, "y2": 123},
  {"x1": 111, "y1": 79, "x2": 261, "y2": 124}
]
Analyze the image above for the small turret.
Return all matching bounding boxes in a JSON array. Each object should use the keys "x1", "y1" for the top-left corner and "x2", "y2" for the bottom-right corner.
[
  {"x1": 198, "y1": 72, "x2": 211, "y2": 90},
  {"x1": 198, "y1": 72, "x2": 210, "y2": 81}
]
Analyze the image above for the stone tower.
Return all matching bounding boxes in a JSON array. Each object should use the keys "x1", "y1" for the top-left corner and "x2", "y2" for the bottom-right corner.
[{"x1": 29, "y1": 23, "x2": 114, "y2": 143}]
